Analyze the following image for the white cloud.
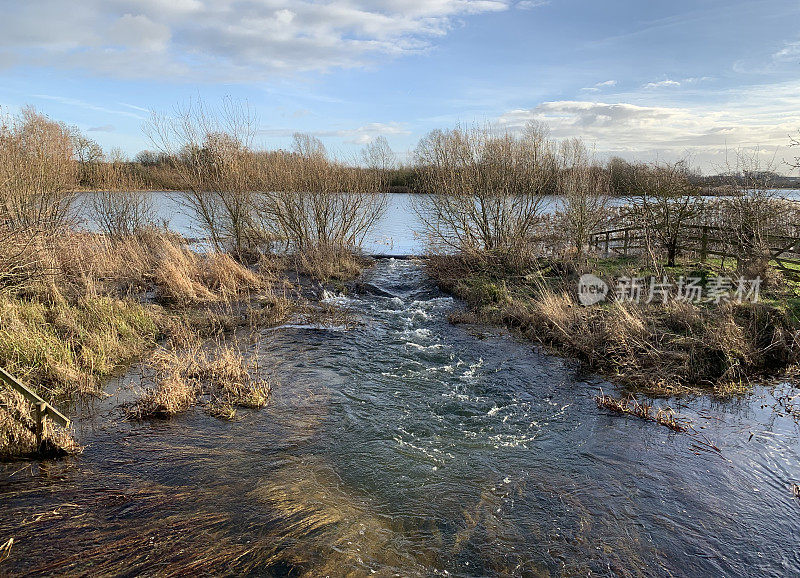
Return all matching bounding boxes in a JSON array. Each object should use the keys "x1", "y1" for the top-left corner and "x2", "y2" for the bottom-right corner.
[
  {"x1": 497, "y1": 92, "x2": 800, "y2": 171},
  {"x1": 643, "y1": 79, "x2": 681, "y2": 89},
  {"x1": 32, "y1": 94, "x2": 147, "y2": 119},
  {"x1": 516, "y1": 0, "x2": 550, "y2": 9},
  {"x1": 0, "y1": 0, "x2": 513, "y2": 80},
  {"x1": 773, "y1": 41, "x2": 800, "y2": 62},
  {"x1": 258, "y1": 121, "x2": 410, "y2": 145},
  {"x1": 581, "y1": 79, "x2": 617, "y2": 92}
]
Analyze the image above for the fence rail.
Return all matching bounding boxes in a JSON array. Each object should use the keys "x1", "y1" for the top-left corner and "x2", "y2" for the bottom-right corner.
[
  {"x1": 0, "y1": 366, "x2": 70, "y2": 446},
  {"x1": 590, "y1": 224, "x2": 800, "y2": 275}
]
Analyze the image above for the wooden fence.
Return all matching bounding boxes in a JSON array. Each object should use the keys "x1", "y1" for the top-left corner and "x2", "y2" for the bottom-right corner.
[
  {"x1": 0, "y1": 366, "x2": 70, "y2": 447},
  {"x1": 590, "y1": 224, "x2": 800, "y2": 276}
]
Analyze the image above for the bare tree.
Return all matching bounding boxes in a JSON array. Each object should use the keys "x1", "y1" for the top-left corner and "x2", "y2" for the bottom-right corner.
[
  {"x1": 291, "y1": 132, "x2": 327, "y2": 162},
  {"x1": 718, "y1": 149, "x2": 783, "y2": 272},
  {"x1": 361, "y1": 136, "x2": 396, "y2": 193},
  {"x1": 631, "y1": 159, "x2": 701, "y2": 267},
  {"x1": 607, "y1": 156, "x2": 637, "y2": 195},
  {"x1": 362, "y1": 136, "x2": 396, "y2": 171},
  {"x1": 557, "y1": 139, "x2": 611, "y2": 258},
  {"x1": 256, "y1": 134, "x2": 387, "y2": 253},
  {"x1": 413, "y1": 122, "x2": 556, "y2": 261},
  {"x1": 0, "y1": 106, "x2": 78, "y2": 230},
  {"x1": 791, "y1": 130, "x2": 799, "y2": 171},
  {"x1": 145, "y1": 97, "x2": 263, "y2": 259}
]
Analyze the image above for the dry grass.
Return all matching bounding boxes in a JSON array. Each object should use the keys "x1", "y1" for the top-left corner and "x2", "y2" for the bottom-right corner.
[
  {"x1": 294, "y1": 245, "x2": 371, "y2": 282},
  {"x1": 126, "y1": 333, "x2": 273, "y2": 421},
  {"x1": 0, "y1": 229, "x2": 292, "y2": 401},
  {"x1": 0, "y1": 292, "x2": 165, "y2": 396},
  {"x1": 431, "y1": 254, "x2": 800, "y2": 394},
  {"x1": 49, "y1": 229, "x2": 270, "y2": 306}
]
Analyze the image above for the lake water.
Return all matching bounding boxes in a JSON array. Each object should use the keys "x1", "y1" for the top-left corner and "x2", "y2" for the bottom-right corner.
[
  {"x1": 1, "y1": 259, "x2": 799, "y2": 575},
  {"x1": 75, "y1": 189, "x2": 800, "y2": 256}
]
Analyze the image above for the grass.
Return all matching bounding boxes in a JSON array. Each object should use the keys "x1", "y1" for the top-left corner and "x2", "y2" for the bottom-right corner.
[
  {"x1": 125, "y1": 331, "x2": 273, "y2": 421},
  {"x1": 0, "y1": 228, "x2": 295, "y2": 458},
  {"x1": 294, "y1": 245, "x2": 372, "y2": 283},
  {"x1": 429, "y1": 253, "x2": 800, "y2": 395},
  {"x1": 0, "y1": 294, "x2": 165, "y2": 397}
]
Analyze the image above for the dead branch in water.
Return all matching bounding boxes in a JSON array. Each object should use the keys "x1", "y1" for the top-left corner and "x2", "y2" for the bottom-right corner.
[{"x1": 595, "y1": 391, "x2": 688, "y2": 432}]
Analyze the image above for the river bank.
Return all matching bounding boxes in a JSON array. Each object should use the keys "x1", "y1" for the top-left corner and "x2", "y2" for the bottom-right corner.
[{"x1": 428, "y1": 253, "x2": 800, "y2": 395}]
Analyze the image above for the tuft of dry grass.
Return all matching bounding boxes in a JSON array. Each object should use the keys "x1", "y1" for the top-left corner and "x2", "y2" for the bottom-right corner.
[
  {"x1": 126, "y1": 333, "x2": 272, "y2": 421},
  {"x1": 295, "y1": 246, "x2": 370, "y2": 283}
]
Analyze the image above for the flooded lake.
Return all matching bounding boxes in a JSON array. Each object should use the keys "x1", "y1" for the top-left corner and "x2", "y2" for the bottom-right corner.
[
  {"x1": 2, "y1": 259, "x2": 799, "y2": 576},
  {"x1": 74, "y1": 190, "x2": 800, "y2": 257}
]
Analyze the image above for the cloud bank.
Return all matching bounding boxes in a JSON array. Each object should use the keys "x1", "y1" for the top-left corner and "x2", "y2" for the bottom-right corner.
[
  {"x1": 498, "y1": 93, "x2": 800, "y2": 170},
  {"x1": 0, "y1": 0, "x2": 513, "y2": 80}
]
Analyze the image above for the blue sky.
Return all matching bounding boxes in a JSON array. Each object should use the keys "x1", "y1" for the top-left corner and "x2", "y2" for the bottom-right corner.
[{"x1": 1, "y1": 0, "x2": 799, "y2": 172}]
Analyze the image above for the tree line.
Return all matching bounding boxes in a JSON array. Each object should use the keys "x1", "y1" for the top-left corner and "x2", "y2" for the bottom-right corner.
[{"x1": 1, "y1": 101, "x2": 799, "y2": 275}]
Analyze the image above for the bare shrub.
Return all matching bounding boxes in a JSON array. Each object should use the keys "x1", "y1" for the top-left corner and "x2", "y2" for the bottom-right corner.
[
  {"x1": 92, "y1": 189, "x2": 155, "y2": 237},
  {"x1": 717, "y1": 150, "x2": 783, "y2": 271},
  {"x1": 413, "y1": 122, "x2": 556, "y2": 263},
  {"x1": 90, "y1": 150, "x2": 154, "y2": 237},
  {"x1": 556, "y1": 139, "x2": 611, "y2": 258},
  {"x1": 0, "y1": 106, "x2": 78, "y2": 229},
  {"x1": 147, "y1": 101, "x2": 386, "y2": 266},
  {"x1": 145, "y1": 98, "x2": 264, "y2": 259},
  {"x1": 256, "y1": 133, "x2": 387, "y2": 259},
  {"x1": 0, "y1": 224, "x2": 48, "y2": 292}
]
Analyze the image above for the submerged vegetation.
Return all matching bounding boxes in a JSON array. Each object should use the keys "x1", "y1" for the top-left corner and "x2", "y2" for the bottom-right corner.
[
  {"x1": 595, "y1": 392, "x2": 688, "y2": 432},
  {"x1": 126, "y1": 332, "x2": 272, "y2": 421}
]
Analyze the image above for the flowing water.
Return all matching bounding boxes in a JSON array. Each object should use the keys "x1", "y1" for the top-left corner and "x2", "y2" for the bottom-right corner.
[{"x1": 2, "y1": 259, "x2": 800, "y2": 576}]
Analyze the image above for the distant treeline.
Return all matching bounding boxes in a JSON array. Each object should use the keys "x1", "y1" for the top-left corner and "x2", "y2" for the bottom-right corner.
[{"x1": 80, "y1": 148, "x2": 800, "y2": 196}]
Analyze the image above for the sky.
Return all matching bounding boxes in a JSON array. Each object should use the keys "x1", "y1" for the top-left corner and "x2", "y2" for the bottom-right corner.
[{"x1": 1, "y1": 0, "x2": 799, "y2": 173}]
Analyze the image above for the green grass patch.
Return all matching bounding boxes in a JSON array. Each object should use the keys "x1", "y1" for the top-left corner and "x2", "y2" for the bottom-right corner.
[{"x1": 0, "y1": 294, "x2": 167, "y2": 398}]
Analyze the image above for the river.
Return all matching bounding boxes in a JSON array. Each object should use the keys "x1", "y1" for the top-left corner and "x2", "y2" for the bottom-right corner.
[{"x1": 1, "y1": 259, "x2": 799, "y2": 576}]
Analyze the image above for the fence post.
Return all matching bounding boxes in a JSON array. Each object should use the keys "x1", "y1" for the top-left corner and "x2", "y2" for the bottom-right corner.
[
  {"x1": 35, "y1": 401, "x2": 46, "y2": 447},
  {"x1": 700, "y1": 226, "x2": 709, "y2": 262},
  {"x1": 604, "y1": 232, "x2": 610, "y2": 256},
  {"x1": 623, "y1": 229, "x2": 629, "y2": 256}
]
